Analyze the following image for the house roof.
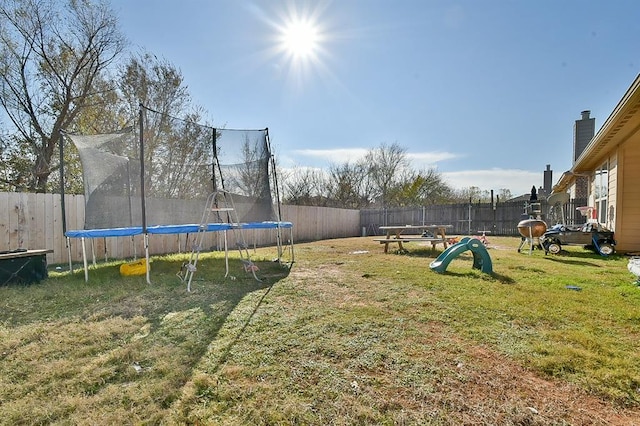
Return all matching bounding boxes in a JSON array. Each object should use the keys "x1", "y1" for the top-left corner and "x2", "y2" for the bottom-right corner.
[{"x1": 553, "y1": 73, "x2": 640, "y2": 192}]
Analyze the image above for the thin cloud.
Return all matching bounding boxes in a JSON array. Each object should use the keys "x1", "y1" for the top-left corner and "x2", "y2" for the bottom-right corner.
[
  {"x1": 294, "y1": 148, "x2": 369, "y2": 163},
  {"x1": 442, "y1": 168, "x2": 542, "y2": 196},
  {"x1": 294, "y1": 148, "x2": 458, "y2": 165},
  {"x1": 408, "y1": 151, "x2": 460, "y2": 167}
]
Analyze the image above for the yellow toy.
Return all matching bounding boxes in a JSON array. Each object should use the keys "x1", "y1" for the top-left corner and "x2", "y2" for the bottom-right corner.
[{"x1": 119, "y1": 259, "x2": 147, "y2": 276}]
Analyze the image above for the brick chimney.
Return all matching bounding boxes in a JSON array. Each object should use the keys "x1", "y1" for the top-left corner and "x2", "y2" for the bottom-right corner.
[
  {"x1": 543, "y1": 164, "x2": 552, "y2": 195},
  {"x1": 574, "y1": 110, "x2": 595, "y2": 163}
]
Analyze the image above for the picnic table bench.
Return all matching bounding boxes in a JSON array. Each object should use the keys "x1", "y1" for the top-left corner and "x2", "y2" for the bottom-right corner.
[
  {"x1": 375, "y1": 225, "x2": 453, "y2": 253},
  {"x1": 373, "y1": 236, "x2": 447, "y2": 251}
]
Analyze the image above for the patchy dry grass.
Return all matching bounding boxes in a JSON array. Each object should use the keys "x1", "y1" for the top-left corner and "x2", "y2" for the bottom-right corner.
[{"x1": 1, "y1": 237, "x2": 640, "y2": 424}]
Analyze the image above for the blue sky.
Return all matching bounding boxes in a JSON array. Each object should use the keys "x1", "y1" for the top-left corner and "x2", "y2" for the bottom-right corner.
[{"x1": 111, "y1": 0, "x2": 640, "y2": 196}]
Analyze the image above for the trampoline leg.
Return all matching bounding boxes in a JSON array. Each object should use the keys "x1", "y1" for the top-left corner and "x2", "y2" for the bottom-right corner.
[
  {"x1": 276, "y1": 227, "x2": 282, "y2": 261},
  {"x1": 66, "y1": 237, "x2": 73, "y2": 273},
  {"x1": 145, "y1": 234, "x2": 151, "y2": 285},
  {"x1": 81, "y1": 237, "x2": 88, "y2": 282},
  {"x1": 90, "y1": 238, "x2": 97, "y2": 267},
  {"x1": 224, "y1": 230, "x2": 229, "y2": 278},
  {"x1": 289, "y1": 227, "x2": 295, "y2": 264}
]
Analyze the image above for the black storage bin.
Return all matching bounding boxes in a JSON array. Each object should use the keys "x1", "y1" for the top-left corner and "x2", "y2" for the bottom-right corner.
[{"x1": 0, "y1": 250, "x2": 50, "y2": 286}]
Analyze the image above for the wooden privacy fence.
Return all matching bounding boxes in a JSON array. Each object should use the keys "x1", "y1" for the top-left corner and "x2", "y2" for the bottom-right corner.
[
  {"x1": 361, "y1": 203, "x2": 528, "y2": 237},
  {"x1": 360, "y1": 198, "x2": 588, "y2": 237},
  {"x1": 1, "y1": 191, "x2": 590, "y2": 265},
  {"x1": 0, "y1": 192, "x2": 361, "y2": 265}
]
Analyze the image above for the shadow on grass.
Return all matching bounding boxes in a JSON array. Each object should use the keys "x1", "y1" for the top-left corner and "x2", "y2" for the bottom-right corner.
[
  {"x1": 490, "y1": 271, "x2": 516, "y2": 284},
  {"x1": 206, "y1": 281, "x2": 275, "y2": 375},
  {"x1": 543, "y1": 256, "x2": 601, "y2": 267},
  {"x1": 394, "y1": 247, "x2": 444, "y2": 258},
  {"x1": 3, "y1": 254, "x2": 290, "y2": 325},
  {"x1": 0, "y1": 252, "x2": 291, "y2": 416},
  {"x1": 542, "y1": 249, "x2": 621, "y2": 266},
  {"x1": 430, "y1": 268, "x2": 516, "y2": 284}
]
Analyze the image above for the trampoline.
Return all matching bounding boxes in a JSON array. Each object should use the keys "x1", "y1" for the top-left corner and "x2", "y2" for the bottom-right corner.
[
  {"x1": 66, "y1": 221, "x2": 293, "y2": 283},
  {"x1": 61, "y1": 105, "x2": 294, "y2": 288}
]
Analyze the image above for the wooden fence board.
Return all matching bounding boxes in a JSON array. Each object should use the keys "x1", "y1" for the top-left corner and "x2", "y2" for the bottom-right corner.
[
  {"x1": 44, "y1": 194, "x2": 54, "y2": 264},
  {"x1": 0, "y1": 194, "x2": 8, "y2": 252},
  {"x1": 8, "y1": 193, "x2": 24, "y2": 249}
]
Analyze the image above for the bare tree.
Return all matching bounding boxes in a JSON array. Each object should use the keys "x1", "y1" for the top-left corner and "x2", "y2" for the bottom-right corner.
[
  {"x1": 222, "y1": 132, "x2": 271, "y2": 199},
  {"x1": 119, "y1": 52, "x2": 212, "y2": 198},
  {"x1": 326, "y1": 161, "x2": 370, "y2": 208},
  {"x1": 281, "y1": 143, "x2": 455, "y2": 208},
  {"x1": 365, "y1": 142, "x2": 410, "y2": 207},
  {"x1": 452, "y1": 186, "x2": 491, "y2": 203},
  {"x1": 497, "y1": 188, "x2": 512, "y2": 202},
  {"x1": 282, "y1": 166, "x2": 328, "y2": 206},
  {"x1": 0, "y1": 0, "x2": 126, "y2": 192}
]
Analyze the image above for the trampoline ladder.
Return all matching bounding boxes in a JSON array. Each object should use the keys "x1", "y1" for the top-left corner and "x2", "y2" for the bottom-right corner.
[
  {"x1": 181, "y1": 190, "x2": 259, "y2": 292},
  {"x1": 181, "y1": 191, "x2": 219, "y2": 291},
  {"x1": 218, "y1": 190, "x2": 261, "y2": 282}
]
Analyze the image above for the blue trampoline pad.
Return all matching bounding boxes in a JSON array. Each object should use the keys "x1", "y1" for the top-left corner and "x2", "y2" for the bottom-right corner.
[
  {"x1": 232, "y1": 221, "x2": 293, "y2": 229},
  {"x1": 65, "y1": 227, "x2": 143, "y2": 238},
  {"x1": 65, "y1": 222, "x2": 292, "y2": 238},
  {"x1": 146, "y1": 223, "x2": 232, "y2": 234}
]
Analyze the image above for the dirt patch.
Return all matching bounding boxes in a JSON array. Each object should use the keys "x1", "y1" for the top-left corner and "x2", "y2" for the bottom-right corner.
[
  {"x1": 395, "y1": 311, "x2": 640, "y2": 424},
  {"x1": 457, "y1": 344, "x2": 640, "y2": 425}
]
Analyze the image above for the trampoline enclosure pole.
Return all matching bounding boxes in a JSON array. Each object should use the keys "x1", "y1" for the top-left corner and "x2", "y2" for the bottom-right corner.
[
  {"x1": 139, "y1": 106, "x2": 146, "y2": 234},
  {"x1": 59, "y1": 131, "x2": 73, "y2": 271},
  {"x1": 139, "y1": 106, "x2": 151, "y2": 284}
]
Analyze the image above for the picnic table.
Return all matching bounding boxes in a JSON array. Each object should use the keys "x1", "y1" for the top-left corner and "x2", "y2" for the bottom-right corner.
[{"x1": 374, "y1": 225, "x2": 453, "y2": 253}]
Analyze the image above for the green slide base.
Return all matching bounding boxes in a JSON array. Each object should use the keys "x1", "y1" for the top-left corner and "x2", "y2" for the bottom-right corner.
[{"x1": 429, "y1": 237, "x2": 493, "y2": 274}]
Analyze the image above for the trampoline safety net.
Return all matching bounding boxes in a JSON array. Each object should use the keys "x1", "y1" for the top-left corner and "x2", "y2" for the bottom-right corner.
[{"x1": 67, "y1": 106, "x2": 278, "y2": 230}]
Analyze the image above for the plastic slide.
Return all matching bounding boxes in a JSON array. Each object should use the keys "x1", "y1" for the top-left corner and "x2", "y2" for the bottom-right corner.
[{"x1": 429, "y1": 237, "x2": 493, "y2": 274}]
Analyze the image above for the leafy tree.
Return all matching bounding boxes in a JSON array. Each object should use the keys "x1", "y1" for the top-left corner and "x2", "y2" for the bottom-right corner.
[
  {"x1": 389, "y1": 168, "x2": 454, "y2": 206},
  {"x1": 0, "y1": 134, "x2": 32, "y2": 191},
  {"x1": 0, "y1": 0, "x2": 126, "y2": 192}
]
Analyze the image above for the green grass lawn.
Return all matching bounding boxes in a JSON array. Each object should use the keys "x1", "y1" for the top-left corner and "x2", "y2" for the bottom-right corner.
[{"x1": 1, "y1": 236, "x2": 639, "y2": 425}]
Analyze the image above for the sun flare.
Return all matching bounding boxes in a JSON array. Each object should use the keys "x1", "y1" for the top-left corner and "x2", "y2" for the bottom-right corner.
[
  {"x1": 258, "y1": 2, "x2": 337, "y2": 90},
  {"x1": 280, "y1": 19, "x2": 320, "y2": 59}
]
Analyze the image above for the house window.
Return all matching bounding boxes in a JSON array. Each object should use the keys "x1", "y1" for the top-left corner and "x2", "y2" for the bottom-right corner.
[{"x1": 594, "y1": 162, "x2": 608, "y2": 223}]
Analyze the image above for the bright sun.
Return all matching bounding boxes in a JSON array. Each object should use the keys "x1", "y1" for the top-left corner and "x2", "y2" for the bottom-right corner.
[
  {"x1": 262, "y1": 4, "x2": 333, "y2": 89},
  {"x1": 280, "y1": 19, "x2": 321, "y2": 60}
]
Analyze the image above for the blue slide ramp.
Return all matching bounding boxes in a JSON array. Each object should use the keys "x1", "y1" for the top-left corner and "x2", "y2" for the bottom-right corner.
[{"x1": 429, "y1": 237, "x2": 493, "y2": 274}]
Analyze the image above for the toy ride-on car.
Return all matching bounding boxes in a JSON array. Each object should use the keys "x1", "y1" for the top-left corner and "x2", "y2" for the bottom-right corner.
[{"x1": 540, "y1": 222, "x2": 616, "y2": 256}]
